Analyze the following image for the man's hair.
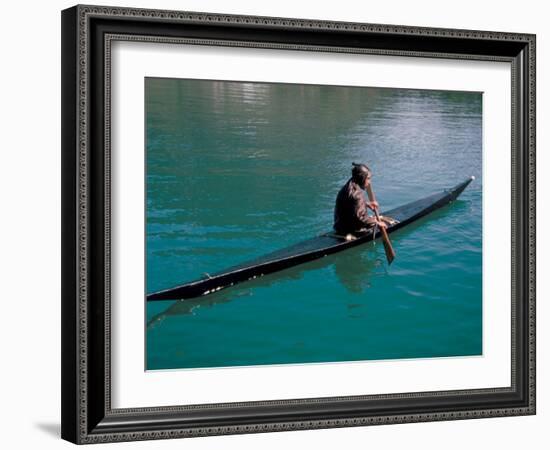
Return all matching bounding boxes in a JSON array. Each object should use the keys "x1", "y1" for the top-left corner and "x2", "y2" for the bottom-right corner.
[{"x1": 351, "y1": 162, "x2": 371, "y2": 185}]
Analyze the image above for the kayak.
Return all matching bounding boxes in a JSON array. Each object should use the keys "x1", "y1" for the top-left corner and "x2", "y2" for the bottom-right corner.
[{"x1": 147, "y1": 177, "x2": 474, "y2": 301}]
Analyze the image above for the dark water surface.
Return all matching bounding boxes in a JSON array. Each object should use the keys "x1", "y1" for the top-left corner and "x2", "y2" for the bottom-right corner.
[{"x1": 145, "y1": 78, "x2": 482, "y2": 370}]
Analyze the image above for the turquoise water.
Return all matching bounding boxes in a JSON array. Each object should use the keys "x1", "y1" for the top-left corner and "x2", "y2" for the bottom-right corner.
[{"x1": 145, "y1": 78, "x2": 482, "y2": 370}]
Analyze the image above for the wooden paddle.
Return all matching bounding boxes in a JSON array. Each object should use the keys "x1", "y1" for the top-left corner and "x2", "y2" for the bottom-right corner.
[{"x1": 366, "y1": 184, "x2": 396, "y2": 265}]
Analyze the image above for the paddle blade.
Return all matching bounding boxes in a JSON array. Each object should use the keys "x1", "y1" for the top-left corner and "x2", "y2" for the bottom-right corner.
[{"x1": 380, "y1": 226, "x2": 396, "y2": 265}]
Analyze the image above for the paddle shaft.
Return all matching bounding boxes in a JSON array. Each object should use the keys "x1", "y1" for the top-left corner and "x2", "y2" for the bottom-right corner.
[{"x1": 366, "y1": 184, "x2": 396, "y2": 264}]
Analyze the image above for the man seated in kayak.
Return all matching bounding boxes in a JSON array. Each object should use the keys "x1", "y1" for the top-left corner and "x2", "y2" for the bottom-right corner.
[{"x1": 333, "y1": 162, "x2": 388, "y2": 236}]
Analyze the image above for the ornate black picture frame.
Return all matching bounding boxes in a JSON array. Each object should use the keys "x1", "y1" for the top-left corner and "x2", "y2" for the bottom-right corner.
[{"x1": 61, "y1": 4, "x2": 536, "y2": 444}]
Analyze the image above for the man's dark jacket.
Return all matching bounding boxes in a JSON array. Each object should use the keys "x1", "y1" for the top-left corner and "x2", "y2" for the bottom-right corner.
[{"x1": 333, "y1": 178, "x2": 371, "y2": 234}]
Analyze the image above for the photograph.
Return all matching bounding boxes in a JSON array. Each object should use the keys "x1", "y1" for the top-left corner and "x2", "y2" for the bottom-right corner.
[{"x1": 145, "y1": 77, "x2": 483, "y2": 371}]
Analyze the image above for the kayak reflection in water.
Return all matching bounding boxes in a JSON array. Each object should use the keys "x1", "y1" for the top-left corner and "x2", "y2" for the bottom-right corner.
[
  {"x1": 333, "y1": 162, "x2": 388, "y2": 236},
  {"x1": 147, "y1": 247, "x2": 382, "y2": 328}
]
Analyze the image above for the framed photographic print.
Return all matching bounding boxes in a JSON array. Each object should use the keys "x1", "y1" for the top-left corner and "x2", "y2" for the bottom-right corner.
[{"x1": 61, "y1": 4, "x2": 536, "y2": 444}]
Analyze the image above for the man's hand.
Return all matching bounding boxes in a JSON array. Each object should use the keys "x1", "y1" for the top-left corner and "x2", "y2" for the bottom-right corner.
[
  {"x1": 367, "y1": 200, "x2": 379, "y2": 211},
  {"x1": 366, "y1": 216, "x2": 387, "y2": 229}
]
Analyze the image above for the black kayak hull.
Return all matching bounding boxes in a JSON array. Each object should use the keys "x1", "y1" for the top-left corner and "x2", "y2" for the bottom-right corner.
[{"x1": 147, "y1": 177, "x2": 474, "y2": 301}]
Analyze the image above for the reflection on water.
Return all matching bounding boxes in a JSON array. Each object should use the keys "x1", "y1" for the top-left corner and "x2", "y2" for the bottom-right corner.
[
  {"x1": 334, "y1": 246, "x2": 383, "y2": 294},
  {"x1": 146, "y1": 78, "x2": 482, "y2": 370},
  {"x1": 147, "y1": 241, "x2": 385, "y2": 329}
]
